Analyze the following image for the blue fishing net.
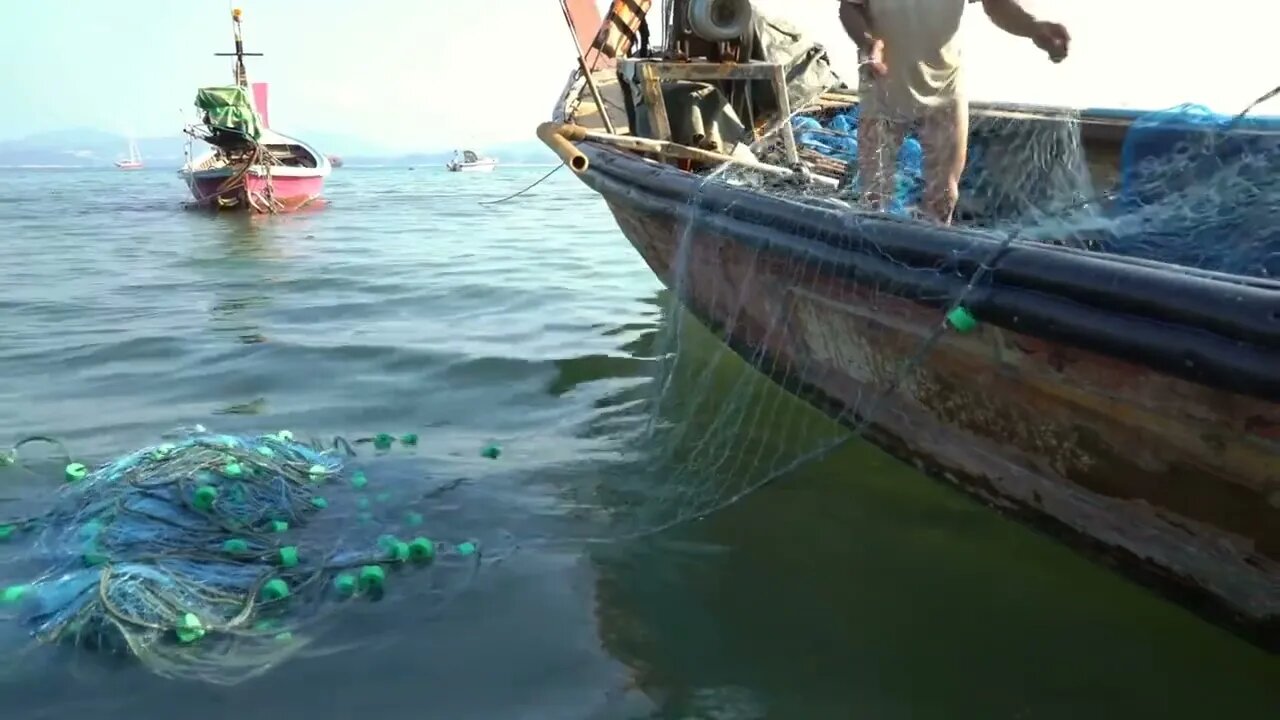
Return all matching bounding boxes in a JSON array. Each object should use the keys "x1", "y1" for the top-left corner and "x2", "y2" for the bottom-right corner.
[
  {"x1": 0, "y1": 429, "x2": 484, "y2": 684},
  {"x1": 1099, "y1": 103, "x2": 1280, "y2": 277},
  {"x1": 792, "y1": 101, "x2": 1280, "y2": 278}
]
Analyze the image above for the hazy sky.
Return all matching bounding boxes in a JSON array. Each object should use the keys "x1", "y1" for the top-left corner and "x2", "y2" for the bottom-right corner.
[{"x1": 3, "y1": 0, "x2": 1275, "y2": 151}]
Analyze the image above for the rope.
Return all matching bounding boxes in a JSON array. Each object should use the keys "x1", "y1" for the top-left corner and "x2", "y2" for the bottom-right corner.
[
  {"x1": 184, "y1": 131, "x2": 280, "y2": 213},
  {"x1": 478, "y1": 164, "x2": 564, "y2": 206},
  {"x1": 1229, "y1": 83, "x2": 1280, "y2": 128}
]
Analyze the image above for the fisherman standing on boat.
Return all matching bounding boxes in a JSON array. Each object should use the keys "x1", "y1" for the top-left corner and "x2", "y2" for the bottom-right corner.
[{"x1": 838, "y1": 0, "x2": 1070, "y2": 224}]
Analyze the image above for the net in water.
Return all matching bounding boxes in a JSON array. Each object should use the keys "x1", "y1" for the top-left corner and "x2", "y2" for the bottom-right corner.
[{"x1": 0, "y1": 430, "x2": 482, "y2": 685}]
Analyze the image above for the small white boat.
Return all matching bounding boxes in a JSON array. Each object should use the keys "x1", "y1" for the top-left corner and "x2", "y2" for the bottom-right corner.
[
  {"x1": 115, "y1": 138, "x2": 143, "y2": 170},
  {"x1": 446, "y1": 149, "x2": 498, "y2": 173}
]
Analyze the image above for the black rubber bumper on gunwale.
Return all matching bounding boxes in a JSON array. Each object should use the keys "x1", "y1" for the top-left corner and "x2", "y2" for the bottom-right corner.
[{"x1": 576, "y1": 142, "x2": 1280, "y2": 401}]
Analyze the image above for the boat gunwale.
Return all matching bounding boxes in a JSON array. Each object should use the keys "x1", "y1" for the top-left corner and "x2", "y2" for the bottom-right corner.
[
  {"x1": 577, "y1": 140, "x2": 1280, "y2": 290},
  {"x1": 581, "y1": 141, "x2": 1280, "y2": 288},
  {"x1": 188, "y1": 163, "x2": 331, "y2": 180},
  {"x1": 573, "y1": 141, "x2": 1280, "y2": 402}
]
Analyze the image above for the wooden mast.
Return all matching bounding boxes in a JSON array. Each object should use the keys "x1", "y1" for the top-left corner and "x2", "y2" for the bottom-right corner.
[{"x1": 214, "y1": 8, "x2": 262, "y2": 88}]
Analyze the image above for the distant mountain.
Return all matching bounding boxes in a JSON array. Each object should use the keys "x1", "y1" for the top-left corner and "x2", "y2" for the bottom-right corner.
[
  {"x1": 0, "y1": 128, "x2": 188, "y2": 168},
  {"x1": 0, "y1": 128, "x2": 558, "y2": 168}
]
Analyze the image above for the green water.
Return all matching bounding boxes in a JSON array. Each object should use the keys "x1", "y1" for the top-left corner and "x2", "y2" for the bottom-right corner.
[{"x1": 0, "y1": 166, "x2": 1275, "y2": 718}]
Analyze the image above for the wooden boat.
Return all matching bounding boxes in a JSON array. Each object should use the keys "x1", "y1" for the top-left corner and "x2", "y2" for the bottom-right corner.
[
  {"x1": 181, "y1": 8, "x2": 330, "y2": 213},
  {"x1": 542, "y1": 0, "x2": 1280, "y2": 650}
]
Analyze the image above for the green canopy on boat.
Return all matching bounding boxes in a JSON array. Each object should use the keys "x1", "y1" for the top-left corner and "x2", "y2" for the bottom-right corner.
[{"x1": 194, "y1": 86, "x2": 262, "y2": 140}]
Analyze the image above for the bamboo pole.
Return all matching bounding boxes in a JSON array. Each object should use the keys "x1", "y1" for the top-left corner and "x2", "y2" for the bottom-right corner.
[
  {"x1": 558, "y1": 0, "x2": 616, "y2": 134},
  {"x1": 537, "y1": 122, "x2": 591, "y2": 173},
  {"x1": 536, "y1": 122, "x2": 799, "y2": 179}
]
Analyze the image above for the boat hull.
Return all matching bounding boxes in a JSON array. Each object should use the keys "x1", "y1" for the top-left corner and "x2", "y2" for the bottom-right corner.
[
  {"x1": 575, "y1": 143, "x2": 1280, "y2": 650},
  {"x1": 446, "y1": 160, "x2": 498, "y2": 173},
  {"x1": 188, "y1": 169, "x2": 325, "y2": 213}
]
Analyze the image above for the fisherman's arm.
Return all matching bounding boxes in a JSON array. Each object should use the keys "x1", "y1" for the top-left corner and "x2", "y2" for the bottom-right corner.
[
  {"x1": 980, "y1": 0, "x2": 1070, "y2": 61},
  {"x1": 837, "y1": 0, "x2": 875, "y2": 54},
  {"x1": 979, "y1": 0, "x2": 1039, "y2": 37},
  {"x1": 838, "y1": 1, "x2": 887, "y2": 74}
]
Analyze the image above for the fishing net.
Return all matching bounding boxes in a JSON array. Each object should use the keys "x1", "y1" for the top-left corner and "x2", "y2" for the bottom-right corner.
[
  {"x1": 784, "y1": 101, "x2": 1280, "y2": 277},
  {"x1": 568, "y1": 43, "x2": 1280, "y2": 539},
  {"x1": 0, "y1": 429, "x2": 486, "y2": 685}
]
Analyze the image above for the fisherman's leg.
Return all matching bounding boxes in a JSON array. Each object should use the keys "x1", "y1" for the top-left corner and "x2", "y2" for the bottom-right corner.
[
  {"x1": 856, "y1": 113, "x2": 907, "y2": 211},
  {"x1": 919, "y1": 98, "x2": 969, "y2": 224}
]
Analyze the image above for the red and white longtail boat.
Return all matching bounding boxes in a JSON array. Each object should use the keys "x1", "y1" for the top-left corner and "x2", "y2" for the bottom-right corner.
[{"x1": 182, "y1": 8, "x2": 330, "y2": 213}]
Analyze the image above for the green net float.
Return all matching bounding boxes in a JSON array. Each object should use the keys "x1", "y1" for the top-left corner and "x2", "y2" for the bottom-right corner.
[
  {"x1": 408, "y1": 537, "x2": 435, "y2": 563},
  {"x1": 64, "y1": 463, "x2": 88, "y2": 483},
  {"x1": 1, "y1": 585, "x2": 30, "y2": 604},
  {"x1": 333, "y1": 573, "x2": 358, "y2": 597},
  {"x1": 194, "y1": 485, "x2": 218, "y2": 510},
  {"x1": 946, "y1": 306, "x2": 978, "y2": 333},
  {"x1": 357, "y1": 565, "x2": 385, "y2": 594},
  {"x1": 175, "y1": 613, "x2": 206, "y2": 644},
  {"x1": 386, "y1": 541, "x2": 410, "y2": 563},
  {"x1": 260, "y1": 578, "x2": 290, "y2": 601}
]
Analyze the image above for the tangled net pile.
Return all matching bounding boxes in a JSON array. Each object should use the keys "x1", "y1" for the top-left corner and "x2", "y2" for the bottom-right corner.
[{"x1": 0, "y1": 430, "x2": 481, "y2": 684}]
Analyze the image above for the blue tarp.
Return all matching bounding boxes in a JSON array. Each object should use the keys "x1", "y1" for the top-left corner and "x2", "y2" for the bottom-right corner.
[{"x1": 793, "y1": 108, "x2": 923, "y2": 215}]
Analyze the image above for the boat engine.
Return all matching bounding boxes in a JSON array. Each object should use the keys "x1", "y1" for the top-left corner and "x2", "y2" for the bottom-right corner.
[
  {"x1": 686, "y1": 0, "x2": 754, "y2": 42},
  {"x1": 667, "y1": 0, "x2": 754, "y2": 60}
]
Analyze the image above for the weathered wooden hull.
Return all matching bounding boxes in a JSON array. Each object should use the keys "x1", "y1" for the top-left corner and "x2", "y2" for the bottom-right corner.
[{"x1": 574, "y1": 142, "x2": 1280, "y2": 651}]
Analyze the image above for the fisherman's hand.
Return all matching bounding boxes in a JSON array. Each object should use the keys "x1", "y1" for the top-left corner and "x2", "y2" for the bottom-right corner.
[
  {"x1": 1032, "y1": 21, "x2": 1070, "y2": 63},
  {"x1": 864, "y1": 38, "x2": 888, "y2": 76}
]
